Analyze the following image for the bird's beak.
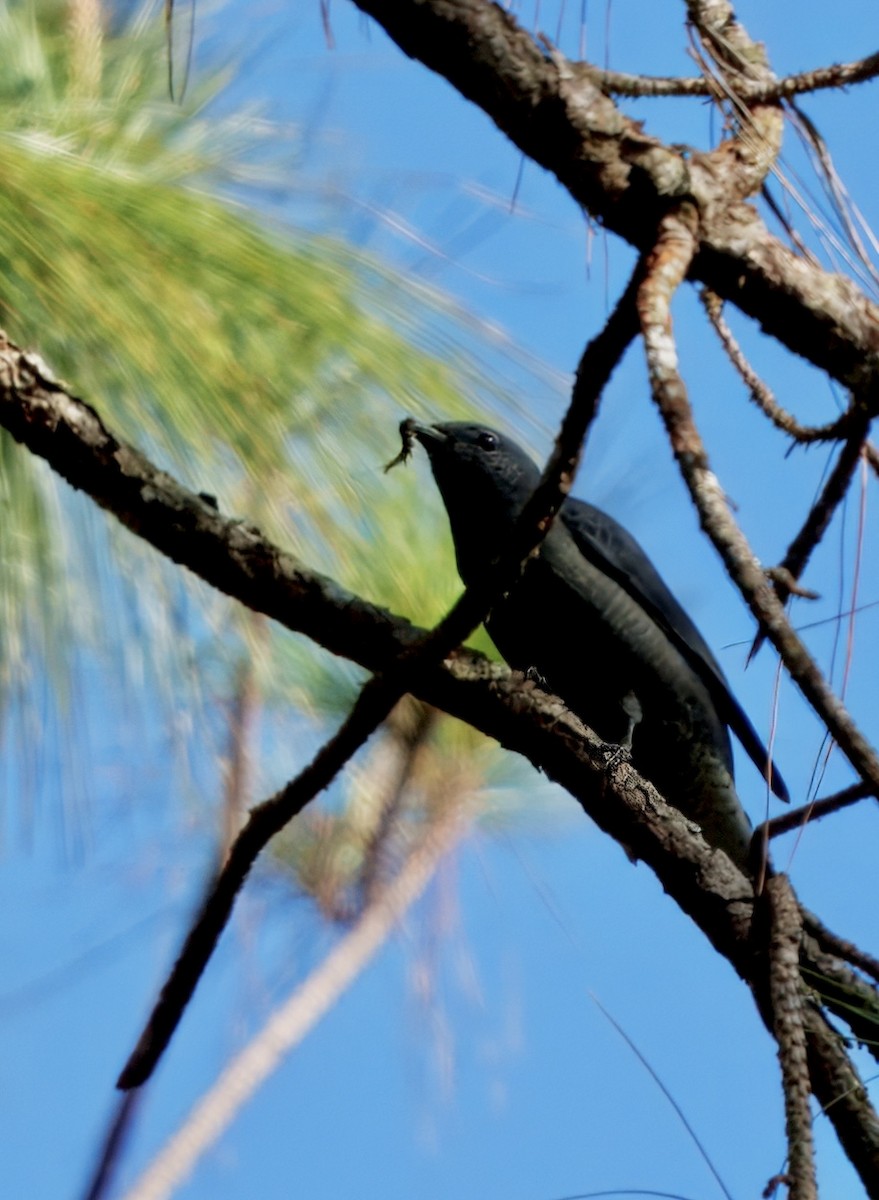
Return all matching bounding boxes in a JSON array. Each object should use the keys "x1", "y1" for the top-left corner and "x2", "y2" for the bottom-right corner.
[
  {"x1": 408, "y1": 422, "x2": 448, "y2": 448},
  {"x1": 408, "y1": 421, "x2": 451, "y2": 465},
  {"x1": 384, "y1": 419, "x2": 448, "y2": 473}
]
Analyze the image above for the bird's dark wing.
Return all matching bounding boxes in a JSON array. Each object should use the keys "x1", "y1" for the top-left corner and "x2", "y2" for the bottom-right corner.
[{"x1": 560, "y1": 498, "x2": 789, "y2": 802}]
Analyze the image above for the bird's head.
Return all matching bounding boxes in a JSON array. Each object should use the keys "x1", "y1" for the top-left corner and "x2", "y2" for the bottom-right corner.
[{"x1": 408, "y1": 422, "x2": 541, "y2": 583}]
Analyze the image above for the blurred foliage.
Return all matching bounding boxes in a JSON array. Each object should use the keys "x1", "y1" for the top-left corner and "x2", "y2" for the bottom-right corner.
[
  {"x1": 0, "y1": 1, "x2": 567, "y2": 866},
  {"x1": 0, "y1": 1, "x2": 474, "y2": 689}
]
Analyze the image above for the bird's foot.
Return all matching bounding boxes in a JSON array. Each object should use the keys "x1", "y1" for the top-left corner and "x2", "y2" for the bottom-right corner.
[
  {"x1": 602, "y1": 742, "x2": 633, "y2": 772},
  {"x1": 619, "y1": 690, "x2": 643, "y2": 751}
]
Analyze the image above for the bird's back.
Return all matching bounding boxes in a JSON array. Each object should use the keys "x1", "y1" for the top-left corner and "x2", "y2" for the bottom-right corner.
[{"x1": 485, "y1": 518, "x2": 752, "y2": 865}]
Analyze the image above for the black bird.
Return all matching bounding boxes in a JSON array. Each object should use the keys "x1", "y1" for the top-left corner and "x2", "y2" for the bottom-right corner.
[{"x1": 406, "y1": 421, "x2": 788, "y2": 867}]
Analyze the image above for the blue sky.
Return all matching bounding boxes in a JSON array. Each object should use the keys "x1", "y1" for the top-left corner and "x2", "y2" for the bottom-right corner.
[{"x1": 4, "y1": 2, "x2": 879, "y2": 1198}]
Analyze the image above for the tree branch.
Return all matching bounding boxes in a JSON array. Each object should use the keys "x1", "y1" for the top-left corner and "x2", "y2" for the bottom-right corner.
[
  {"x1": 701, "y1": 289, "x2": 862, "y2": 443},
  {"x1": 350, "y1": 0, "x2": 879, "y2": 392},
  {"x1": 635, "y1": 209, "x2": 879, "y2": 803},
  {"x1": 748, "y1": 413, "x2": 870, "y2": 660},
  {"x1": 761, "y1": 782, "x2": 873, "y2": 842},
  {"x1": 580, "y1": 49, "x2": 879, "y2": 100},
  {"x1": 767, "y1": 875, "x2": 817, "y2": 1200}
]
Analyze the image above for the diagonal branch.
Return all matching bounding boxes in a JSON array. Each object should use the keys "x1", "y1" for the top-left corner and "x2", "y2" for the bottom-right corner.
[
  {"x1": 636, "y1": 206, "x2": 879, "y2": 800},
  {"x1": 119, "y1": 801, "x2": 469, "y2": 1200},
  {"x1": 116, "y1": 671, "x2": 415, "y2": 1088},
  {"x1": 761, "y1": 782, "x2": 872, "y2": 842},
  {"x1": 747, "y1": 413, "x2": 870, "y2": 660},
  {"x1": 803, "y1": 1007, "x2": 879, "y2": 1187},
  {"x1": 788, "y1": 432, "x2": 866, "y2": 571},
  {"x1": 803, "y1": 906, "x2": 879, "y2": 987}
]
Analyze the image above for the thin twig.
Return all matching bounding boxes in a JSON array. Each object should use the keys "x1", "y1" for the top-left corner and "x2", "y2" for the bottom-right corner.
[
  {"x1": 81, "y1": 1092, "x2": 142, "y2": 1200},
  {"x1": 803, "y1": 906, "x2": 879, "y2": 987},
  {"x1": 801, "y1": 935, "x2": 879, "y2": 1068},
  {"x1": 748, "y1": 416, "x2": 870, "y2": 660},
  {"x1": 701, "y1": 289, "x2": 857, "y2": 442},
  {"x1": 758, "y1": 782, "x2": 873, "y2": 843},
  {"x1": 780, "y1": 425, "x2": 868, "y2": 574},
  {"x1": 581, "y1": 49, "x2": 879, "y2": 101}
]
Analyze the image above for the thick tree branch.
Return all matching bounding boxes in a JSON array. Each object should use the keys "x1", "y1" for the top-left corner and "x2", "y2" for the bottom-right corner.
[
  {"x1": 0, "y1": 329, "x2": 758, "y2": 956},
  {"x1": 767, "y1": 875, "x2": 817, "y2": 1200},
  {"x1": 350, "y1": 0, "x2": 879, "y2": 393}
]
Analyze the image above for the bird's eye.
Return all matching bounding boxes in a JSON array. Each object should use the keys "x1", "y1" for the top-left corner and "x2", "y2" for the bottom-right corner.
[{"x1": 477, "y1": 431, "x2": 498, "y2": 451}]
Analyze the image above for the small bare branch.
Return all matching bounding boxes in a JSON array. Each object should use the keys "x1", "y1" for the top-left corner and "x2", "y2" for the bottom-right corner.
[
  {"x1": 748, "y1": 414, "x2": 870, "y2": 659},
  {"x1": 584, "y1": 50, "x2": 879, "y2": 101},
  {"x1": 771, "y1": 419, "x2": 869, "y2": 579},
  {"x1": 803, "y1": 907, "x2": 879, "y2": 987},
  {"x1": 758, "y1": 782, "x2": 873, "y2": 844},
  {"x1": 764, "y1": 569, "x2": 819, "y2": 601},
  {"x1": 574, "y1": 64, "x2": 719, "y2": 98},
  {"x1": 701, "y1": 289, "x2": 859, "y2": 442},
  {"x1": 771, "y1": 50, "x2": 879, "y2": 99}
]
